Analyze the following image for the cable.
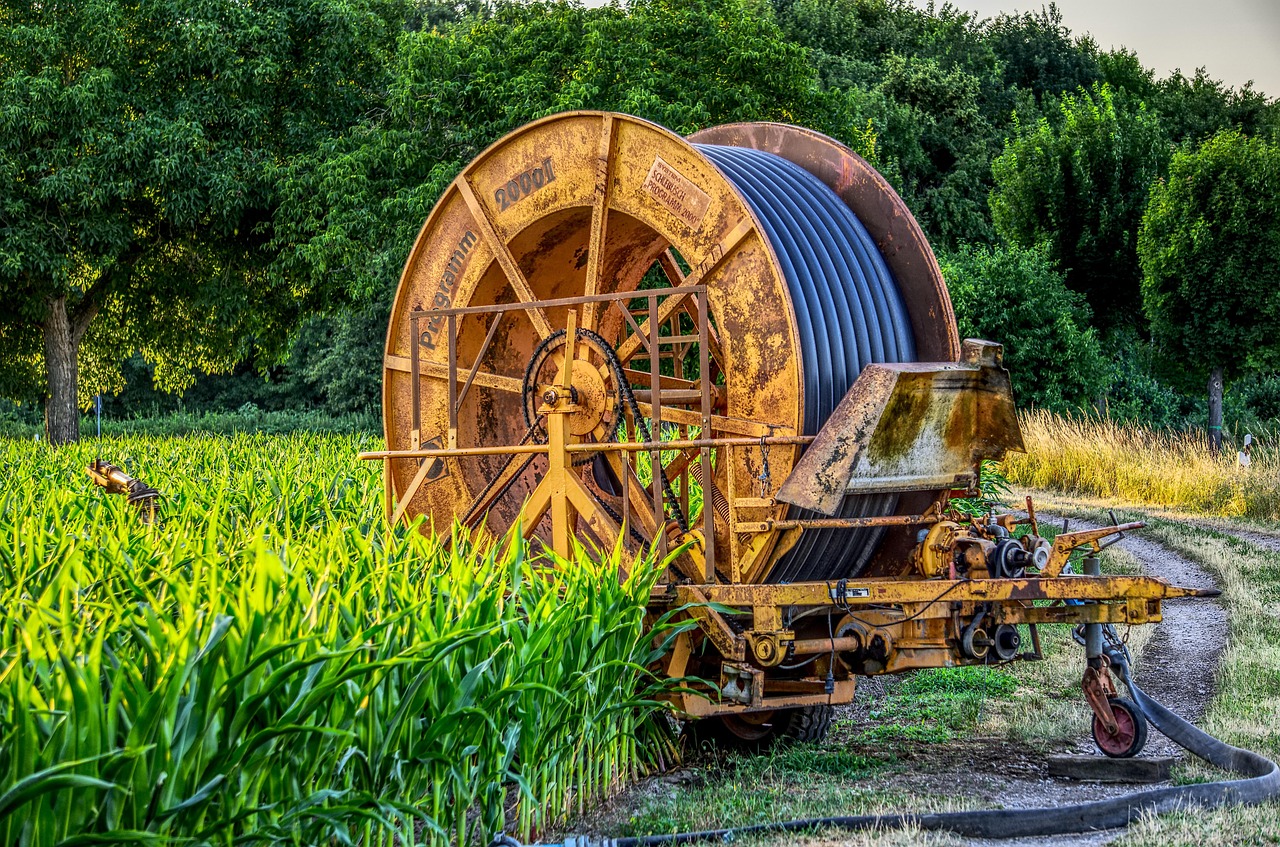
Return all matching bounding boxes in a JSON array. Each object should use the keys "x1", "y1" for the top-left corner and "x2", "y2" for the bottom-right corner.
[
  {"x1": 831, "y1": 578, "x2": 971, "y2": 632},
  {"x1": 693, "y1": 145, "x2": 916, "y2": 583}
]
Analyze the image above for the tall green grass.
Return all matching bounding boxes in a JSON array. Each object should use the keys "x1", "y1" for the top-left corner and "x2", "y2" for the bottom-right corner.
[{"x1": 0, "y1": 434, "x2": 683, "y2": 846}]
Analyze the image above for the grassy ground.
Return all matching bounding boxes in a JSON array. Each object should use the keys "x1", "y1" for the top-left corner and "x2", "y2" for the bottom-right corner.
[{"x1": 1032, "y1": 496, "x2": 1280, "y2": 846}]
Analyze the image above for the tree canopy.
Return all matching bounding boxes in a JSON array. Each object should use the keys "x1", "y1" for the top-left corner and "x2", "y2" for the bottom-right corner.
[
  {"x1": 989, "y1": 83, "x2": 1169, "y2": 322},
  {"x1": 1138, "y1": 129, "x2": 1280, "y2": 446},
  {"x1": 2, "y1": 0, "x2": 1278, "y2": 437},
  {"x1": 0, "y1": 0, "x2": 405, "y2": 441},
  {"x1": 270, "y1": 0, "x2": 821, "y2": 302}
]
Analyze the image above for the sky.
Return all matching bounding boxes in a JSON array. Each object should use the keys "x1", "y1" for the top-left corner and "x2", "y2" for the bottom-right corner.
[{"x1": 922, "y1": 0, "x2": 1280, "y2": 99}]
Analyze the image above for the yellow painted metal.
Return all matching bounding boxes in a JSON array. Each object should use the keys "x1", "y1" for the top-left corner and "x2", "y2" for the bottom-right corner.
[
  {"x1": 668, "y1": 575, "x2": 1210, "y2": 609},
  {"x1": 915, "y1": 521, "x2": 962, "y2": 578},
  {"x1": 383, "y1": 112, "x2": 805, "y2": 573},
  {"x1": 777, "y1": 340, "x2": 1025, "y2": 512},
  {"x1": 1042, "y1": 523, "x2": 1146, "y2": 577},
  {"x1": 375, "y1": 110, "x2": 1214, "y2": 722}
]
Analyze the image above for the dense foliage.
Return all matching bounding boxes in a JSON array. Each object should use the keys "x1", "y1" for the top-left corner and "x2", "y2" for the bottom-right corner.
[
  {"x1": 941, "y1": 243, "x2": 1105, "y2": 410},
  {"x1": 1139, "y1": 130, "x2": 1280, "y2": 383},
  {"x1": 1138, "y1": 129, "x2": 1280, "y2": 447},
  {"x1": 2, "y1": 0, "x2": 1279, "y2": 431},
  {"x1": 0, "y1": 0, "x2": 406, "y2": 441},
  {"x1": 0, "y1": 434, "x2": 681, "y2": 846},
  {"x1": 990, "y1": 83, "x2": 1169, "y2": 320}
]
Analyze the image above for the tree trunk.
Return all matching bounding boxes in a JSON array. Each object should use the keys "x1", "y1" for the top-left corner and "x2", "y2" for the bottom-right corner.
[
  {"x1": 43, "y1": 296, "x2": 81, "y2": 445},
  {"x1": 1207, "y1": 365, "x2": 1224, "y2": 455}
]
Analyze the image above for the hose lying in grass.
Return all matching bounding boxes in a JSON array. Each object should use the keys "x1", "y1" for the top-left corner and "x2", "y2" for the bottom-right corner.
[{"x1": 496, "y1": 639, "x2": 1280, "y2": 845}]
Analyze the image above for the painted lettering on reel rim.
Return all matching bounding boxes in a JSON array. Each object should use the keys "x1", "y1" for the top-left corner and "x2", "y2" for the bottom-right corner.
[
  {"x1": 419, "y1": 229, "x2": 478, "y2": 352},
  {"x1": 494, "y1": 158, "x2": 557, "y2": 211}
]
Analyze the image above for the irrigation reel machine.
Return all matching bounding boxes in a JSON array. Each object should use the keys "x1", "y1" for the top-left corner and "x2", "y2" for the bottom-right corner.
[{"x1": 361, "y1": 112, "x2": 1213, "y2": 759}]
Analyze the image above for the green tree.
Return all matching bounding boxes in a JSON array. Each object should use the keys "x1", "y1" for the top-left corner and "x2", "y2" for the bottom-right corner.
[
  {"x1": 1101, "y1": 53, "x2": 1279, "y2": 147},
  {"x1": 985, "y1": 4, "x2": 1101, "y2": 104},
  {"x1": 1138, "y1": 129, "x2": 1280, "y2": 452},
  {"x1": 773, "y1": 0, "x2": 1013, "y2": 248},
  {"x1": 941, "y1": 243, "x2": 1106, "y2": 411},
  {"x1": 1097, "y1": 48, "x2": 1158, "y2": 103},
  {"x1": 1154, "y1": 68, "x2": 1278, "y2": 147},
  {"x1": 271, "y1": 0, "x2": 822, "y2": 361},
  {"x1": 0, "y1": 0, "x2": 404, "y2": 443},
  {"x1": 990, "y1": 82, "x2": 1169, "y2": 322},
  {"x1": 868, "y1": 53, "x2": 999, "y2": 249}
]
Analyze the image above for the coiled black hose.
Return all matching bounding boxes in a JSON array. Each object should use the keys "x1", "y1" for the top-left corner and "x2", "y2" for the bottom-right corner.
[
  {"x1": 491, "y1": 641, "x2": 1280, "y2": 846},
  {"x1": 692, "y1": 145, "x2": 917, "y2": 583}
]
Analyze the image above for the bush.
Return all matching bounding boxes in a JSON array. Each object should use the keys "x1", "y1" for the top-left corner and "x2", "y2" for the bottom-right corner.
[
  {"x1": 1101, "y1": 328, "x2": 1200, "y2": 430},
  {"x1": 940, "y1": 243, "x2": 1108, "y2": 412},
  {"x1": 1227, "y1": 372, "x2": 1280, "y2": 434}
]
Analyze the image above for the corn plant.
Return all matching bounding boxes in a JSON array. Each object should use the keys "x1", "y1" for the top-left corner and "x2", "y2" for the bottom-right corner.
[{"x1": 0, "y1": 433, "x2": 689, "y2": 846}]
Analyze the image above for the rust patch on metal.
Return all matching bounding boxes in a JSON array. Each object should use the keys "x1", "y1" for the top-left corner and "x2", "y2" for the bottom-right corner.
[
  {"x1": 777, "y1": 340, "x2": 1024, "y2": 515},
  {"x1": 866, "y1": 373, "x2": 930, "y2": 463}
]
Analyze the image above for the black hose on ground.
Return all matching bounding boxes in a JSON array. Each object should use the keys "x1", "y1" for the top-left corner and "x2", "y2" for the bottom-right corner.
[{"x1": 490, "y1": 641, "x2": 1280, "y2": 845}]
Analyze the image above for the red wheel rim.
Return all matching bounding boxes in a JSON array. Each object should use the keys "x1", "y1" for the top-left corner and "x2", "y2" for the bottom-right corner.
[
  {"x1": 722, "y1": 711, "x2": 777, "y2": 742},
  {"x1": 1095, "y1": 706, "x2": 1137, "y2": 756}
]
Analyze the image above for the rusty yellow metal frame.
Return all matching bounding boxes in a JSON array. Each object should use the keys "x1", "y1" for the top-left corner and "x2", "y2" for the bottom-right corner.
[
  {"x1": 370, "y1": 111, "x2": 1218, "y2": 725},
  {"x1": 667, "y1": 574, "x2": 1210, "y2": 608},
  {"x1": 363, "y1": 281, "x2": 1213, "y2": 720},
  {"x1": 362, "y1": 278, "x2": 1213, "y2": 719},
  {"x1": 651, "y1": 571, "x2": 1213, "y2": 716},
  {"x1": 381, "y1": 112, "x2": 811, "y2": 578}
]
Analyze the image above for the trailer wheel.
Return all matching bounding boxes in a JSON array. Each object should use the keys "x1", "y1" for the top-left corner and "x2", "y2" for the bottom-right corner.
[
  {"x1": 779, "y1": 704, "x2": 834, "y2": 743},
  {"x1": 1092, "y1": 697, "x2": 1149, "y2": 758},
  {"x1": 688, "y1": 705, "x2": 834, "y2": 751}
]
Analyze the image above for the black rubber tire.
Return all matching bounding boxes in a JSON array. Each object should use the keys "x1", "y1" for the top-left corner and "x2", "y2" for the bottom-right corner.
[
  {"x1": 1092, "y1": 696, "x2": 1149, "y2": 759},
  {"x1": 687, "y1": 705, "x2": 834, "y2": 752},
  {"x1": 780, "y1": 704, "x2": 834, "y2": 744}
]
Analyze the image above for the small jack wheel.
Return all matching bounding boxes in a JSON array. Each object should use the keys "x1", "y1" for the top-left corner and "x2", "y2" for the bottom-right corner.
[{"x1": 1092, "y1": 697, "x2": 1148, "y2": 758}]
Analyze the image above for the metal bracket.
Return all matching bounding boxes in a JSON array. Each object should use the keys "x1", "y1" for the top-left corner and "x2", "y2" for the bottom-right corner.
[{"x1": 830, "y1": 584, "x2": 871, "y2": 602}]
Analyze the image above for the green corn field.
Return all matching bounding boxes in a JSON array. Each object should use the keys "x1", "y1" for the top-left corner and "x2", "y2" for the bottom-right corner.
[{"x1": 0, "y1": 433, "x2": 689, "y2": 846}]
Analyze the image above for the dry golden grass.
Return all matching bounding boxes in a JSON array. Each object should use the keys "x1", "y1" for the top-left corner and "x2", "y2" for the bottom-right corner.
[{"x1": 1005, "y1": 411, "x2": 1280, "y2": 520}]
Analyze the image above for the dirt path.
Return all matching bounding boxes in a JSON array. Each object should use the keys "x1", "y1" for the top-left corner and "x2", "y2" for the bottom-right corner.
[
  {"x1": 575, "y1": 513, "x2": 1240, "y2": 847},
  {"x1": 828, "y1": 514, "x2": 1230, "y2": 847}
]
